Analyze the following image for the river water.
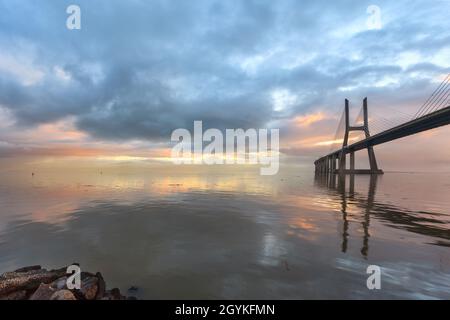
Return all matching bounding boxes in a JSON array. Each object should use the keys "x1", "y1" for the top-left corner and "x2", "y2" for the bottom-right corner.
[{"x1": 0, "y1": 163, "x2": 449, "y2": 299}]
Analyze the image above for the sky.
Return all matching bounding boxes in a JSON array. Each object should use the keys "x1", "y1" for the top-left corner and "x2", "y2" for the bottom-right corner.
[{"x1": 0, "y1": 0, "x2": 449, "y2": 171}]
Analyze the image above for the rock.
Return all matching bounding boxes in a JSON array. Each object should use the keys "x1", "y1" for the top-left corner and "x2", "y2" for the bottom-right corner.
[
  {"x1": 14, "y1": 265, "x2": 42, "y2": 273},
  {"x1": 1, "y1": 265, "x2": 43, "y2": 280},
  {"x1": 0, "y1": 290, "x2": 27, "y2": 300},
  {"x1": 0, "y1": 265, "x2": 136, "y2": 300},
  {"x1": 29, "y1": 283, "x2": 56, "y2": 300},
  {"x1": 0, "y1": 267, "x2": 66, "y2": 296},
  {"x1": 110, "y1": 288, "x2": 123, "y2": 300},
  {"x1": 0, "y1": 272, "x2": 17, "y2": 280},
  {"x1": 50, "y1": 276, "x2": 68, "y2": 290},
  {"x1": 110, "y1": 288, "x2": 126, "y2": 300},
  {"x1": 50, "y1": 290, "x2": 77, "y2": 300},
  {"x1": 102, "y1": 288, "x2": 125, "y2": 300},
  {"x1": 1, "y1": 268, "x2": 45, "y2": 280},
  {"x1": 80, "y1": 276, "x2": 98, "y2": 300},
  {"x1": 95, "y1": 272, "x2": 106, "y2": 300}
]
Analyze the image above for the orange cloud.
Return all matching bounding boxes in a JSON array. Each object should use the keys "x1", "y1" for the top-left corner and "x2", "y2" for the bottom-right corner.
[
  {"x1": 37, "y1": 121, "x2": 87, "y2": 142},
  {"x1": 293, "y1": 112, "x2": 327, "y2": 127}
]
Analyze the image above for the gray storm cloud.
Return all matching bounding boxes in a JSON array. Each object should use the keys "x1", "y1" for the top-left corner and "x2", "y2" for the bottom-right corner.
[{"x1": 0, "y1": 0, "x2": 449, "y2": 143}]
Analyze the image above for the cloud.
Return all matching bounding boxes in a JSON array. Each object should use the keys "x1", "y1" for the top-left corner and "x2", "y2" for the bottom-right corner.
[{"x1": 0, "y1": 0, "x2": 449, "y2": 158}]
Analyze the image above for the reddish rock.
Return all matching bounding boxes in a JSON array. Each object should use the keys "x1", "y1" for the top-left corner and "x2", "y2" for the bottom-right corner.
[
  {"x1": 50, "y1": 289, "x2": 77, "y2": 300},
  {"x1": 80, "y1": 276, "x2": 98, "y2": 300},
  {"x1": 0, "y1": 290, "x2": 27, "y2": 300}
]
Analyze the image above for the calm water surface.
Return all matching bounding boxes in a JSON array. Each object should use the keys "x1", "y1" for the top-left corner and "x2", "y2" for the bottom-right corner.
[{"x1": 0, "y1": 164, "x2": 449, "y2": 299}]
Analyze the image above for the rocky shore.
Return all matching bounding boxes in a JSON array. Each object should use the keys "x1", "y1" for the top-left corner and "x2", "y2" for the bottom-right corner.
[{"x1": 0, "y1": 265, "x2": 135, "y2": 300}]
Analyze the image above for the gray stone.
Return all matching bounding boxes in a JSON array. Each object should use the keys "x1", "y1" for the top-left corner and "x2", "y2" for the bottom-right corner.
[{"x1": 50, "y1": 276, "x2": 68, "y2": 290}]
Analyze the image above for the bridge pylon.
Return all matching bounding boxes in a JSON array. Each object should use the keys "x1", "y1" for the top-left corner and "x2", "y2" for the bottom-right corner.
[
  {"x1": 337, "y1": 98, "x2": 383, "y2": 175},
  {"x1": 314, "y1": 98, "x2": 384, "y2": 175}
]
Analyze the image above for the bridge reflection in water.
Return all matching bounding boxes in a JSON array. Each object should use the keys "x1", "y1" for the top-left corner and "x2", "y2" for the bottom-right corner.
[{"x1": 314, "y1": 173, "x2": 450, "y2": 259}]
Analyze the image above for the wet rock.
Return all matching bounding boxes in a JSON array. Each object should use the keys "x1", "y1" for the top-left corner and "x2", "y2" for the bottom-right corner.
[
  {"x1": 50, "y1": 289, "x2": 77, "y2": 300},
  {"x1": 80, "y1": 276, "x2": 98, "y2": 300},
  {"x1": 110, "y1": 288, "x2": 123, "y2": 300},
  {"x1": 0, "y1": 267, "x2": 66, "y2": 296},
  {"x1": 50, "y1": 276, "x2": 68, "y2": 290},
  {"x1": 1, "y1": 266, "x2": 43, "y2": 281},
  {"x1": 0, "y1": 290, "x2": 27, "y2": 300},
  {"x1": 29, "y1": 283, "x2": 56, "y2": 300},
  {"x1": 0, "y1": 272, "x2": 17, "y2": 280},
  {"x1": 1, "y1": 269, "x2": 45, "y2": 280},
  {"x1": 14, "y1": 265, "x2": 42, "y2": 273},
  {"x1": 95, "y1": 272, "x2": 106, "y2": 300},
  {"x1": 0, "y1": 264, "x2": 136, "y2": 300},
  {"x1": 101, "y1": 288, "x2": 125, "y2": 300}
]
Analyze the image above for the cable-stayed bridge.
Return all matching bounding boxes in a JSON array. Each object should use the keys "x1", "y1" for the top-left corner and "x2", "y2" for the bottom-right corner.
[{"x1": 314, "y1": 74, "x2": 450, "y2": 174}]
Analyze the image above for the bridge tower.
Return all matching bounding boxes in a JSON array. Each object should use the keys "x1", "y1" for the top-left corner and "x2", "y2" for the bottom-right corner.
[{"x1": 337, "y1": 98, "x2": 383, "y2": 174}]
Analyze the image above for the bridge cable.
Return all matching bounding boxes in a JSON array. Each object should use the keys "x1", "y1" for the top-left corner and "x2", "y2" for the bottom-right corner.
[
  {"x1": 427, "y1": 87, "x2": 450, "y2": 114},
  {"x1": 413, "y1": 73, "x2": 449, "y2": 118},
  {"x1": 329, "y1": 108, "x2": 346, "y2": 153},
  {"x1": 419, "y1": 81, "x2": 450, "y2": 117},
  {"x1": 414, "y1": 74, "x2": 450, "y2": 119}
]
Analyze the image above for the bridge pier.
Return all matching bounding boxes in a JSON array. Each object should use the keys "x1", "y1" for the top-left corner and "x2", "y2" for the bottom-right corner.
[
  {"x1": 327, "y1": 156, "x2": 331, "y2": 173},
  {"x1": 338, "y1": 151, "x2": 346, "y2": 174},
  {"x1": 367, "y1": 146, "x2": 379, "y2": 172},
  {"x1": 350, "y1": 152, "x2": 355, "y2": 171},
  {"x1": 317, "y1": 159, "x2": 323, "y2": 174},
  {"x1": 330, "y1": 157, "x2": 333, "y2": 173}
]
